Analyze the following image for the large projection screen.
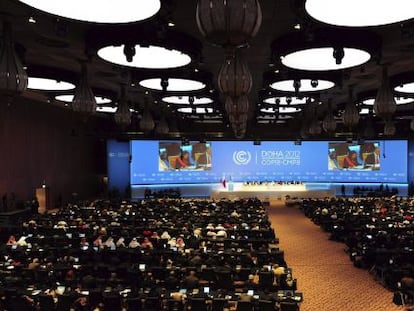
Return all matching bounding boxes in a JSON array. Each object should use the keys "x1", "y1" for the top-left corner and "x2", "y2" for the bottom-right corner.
[{"x1": 129, "y1": 140, "x2": 408, "y2": 185}]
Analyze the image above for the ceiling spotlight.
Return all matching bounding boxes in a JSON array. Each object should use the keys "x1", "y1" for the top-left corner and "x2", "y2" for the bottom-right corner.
[
  {"x1": 286, "y1": 97, "x2": 292, "y2": 105},
  {"x1": 293, "y1": 79, "x2": 301, "y2": 93},
  {"x1": 168, "y1": 21, "x2": 176, "y2": 27},
  {"x1": 123, "y1": 44, "x2": 136, "y2": 63},
  {"x1": 294, "y1": 23, "x2": 301, "y2": 30},
  {"x1": 333, "y1": 46, "x2": 345, "y2": 65},
  {"x1": 28, "y1": 16, "x2": 36, "y2": 23},
  {"x1": 161, "y1": 78, "x2": 169, "y2": 92},
  {"x1": 310, "y1": 80, "x2": 318, "y2": 88}
]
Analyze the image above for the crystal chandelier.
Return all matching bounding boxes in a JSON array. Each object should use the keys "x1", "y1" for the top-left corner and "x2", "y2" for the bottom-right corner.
[
  {"x1": 196, "y1": 0, "x2": 262, "y2": 49},
  {"x1": 72, "y1": 63, "x2": 96, "y2": 115},
  {"x1": 114, "y1": 85, "x2": 131, "y2": 129}
]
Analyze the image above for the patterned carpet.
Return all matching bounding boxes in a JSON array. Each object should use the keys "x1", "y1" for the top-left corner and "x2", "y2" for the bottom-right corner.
[{"x1": 267, "y1": 201, "x2": 400, "y2": 311}]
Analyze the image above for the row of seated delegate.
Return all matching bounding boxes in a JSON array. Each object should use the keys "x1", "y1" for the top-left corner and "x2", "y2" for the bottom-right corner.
[
  {"x1": 299, "y1": 197, "x2": 414, "y2": 306},
  {"x1": 0, "y1": 198, "x2": 302, "y2": 311}
]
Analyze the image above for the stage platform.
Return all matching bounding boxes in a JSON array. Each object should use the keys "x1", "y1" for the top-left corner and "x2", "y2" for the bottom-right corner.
[{"x1": 210, "y1": 183, "x2": 334, "y2": 200}]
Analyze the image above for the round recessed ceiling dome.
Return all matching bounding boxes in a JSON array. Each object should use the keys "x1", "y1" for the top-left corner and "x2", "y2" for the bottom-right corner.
[
  {"x1": 361, "y1": 97, "x2": 414, "y2": 106},
  {"x1": 177, "y1": 107, "x2": 213, "y2": 114},
  {"x1": 264, "y1": 96, "x2": 309, "y2": 105},
  {"x1": 270, "y1": 79, "x2": 334, "y2": 92},
  {"x1": 28, "y1": 77, "x2": 75, "y2": 91},
  {"x1": 55, "y1": 94, "x2": 112, "y2": 104},
  {"x1": 139, "y1": 78, "x2": 206, "y2": 92},
  {"x1": 305, "y1": 0, "x2": 414, "y2": 27},
  {"x1": 97, "y1": 45, "x2": 191, "y2": 69},
  {"x1": 281, "y1": 47, "x2": 371, "y2": 71},
  {"x1": 18, "y1": 0, "x2": 161, "y2": 23},
  {"x1": 162, "y1": 95, "x2": 213, "y2": 105},
  {"x1": 395, "y1": 82, "x2": 414, "y2": 94}
]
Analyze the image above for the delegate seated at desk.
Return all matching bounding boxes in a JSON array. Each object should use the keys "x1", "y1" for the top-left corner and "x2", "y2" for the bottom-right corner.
[
  {"x1": 342, "y1": 151, "x2": 360, "y2": 169},
  {"x1": 175, "y1": 151, "x2": 193, "y2": 170}
]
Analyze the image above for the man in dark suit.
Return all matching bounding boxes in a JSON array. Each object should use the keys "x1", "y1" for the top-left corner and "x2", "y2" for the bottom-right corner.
[{"x1": 365, "y1": 147, "x2": 380, "y2": 167}]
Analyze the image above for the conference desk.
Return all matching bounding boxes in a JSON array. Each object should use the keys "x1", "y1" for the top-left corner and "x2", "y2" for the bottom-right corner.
[{"x1": 211, "y1": 183, "x2": 334, "y2": 200}]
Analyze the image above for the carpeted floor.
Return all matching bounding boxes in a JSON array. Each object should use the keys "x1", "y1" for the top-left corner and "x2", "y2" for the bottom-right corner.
[{"x1": 267, "y1": 201, "x2": 400, "y2": 311}]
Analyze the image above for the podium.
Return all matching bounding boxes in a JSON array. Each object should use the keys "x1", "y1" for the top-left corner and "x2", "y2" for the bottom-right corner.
[{"x1": 36, "y1": 187, "x2": 50, "y2": 213}]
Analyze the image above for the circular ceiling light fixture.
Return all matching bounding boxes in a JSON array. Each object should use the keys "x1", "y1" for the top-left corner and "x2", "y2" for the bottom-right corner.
[
  {"x1": 177, "y1": 107, "x2": 213, "y2": 114},
  {"x1": 260, "y1": 107, "x2": 301, "y2": 114},
  {"x1": 270, "y1": 79, "x2": 334, "y2": 92},
  {"x1": 28, "y1": 77, "x2": 75, "y2": 91},
  {"x1": 97, "y1": 45, "x2": 191, "y2": 69},
  {"x1": 96, "y1": 106, "x2": 136, "y2": 113},
  {"x1": 304, "y1": 0, "x2": 414, "y2": 27},
  {"x1": 360, "y1": 108, "x2": 370, "y2": 115},
  {"x1": 361, "y1": 97, "x2": 414, "y2": 106},
  {"x1": 139, "y1": 78, "x2": 206, "y2": 92},
  {"x1": 96, "y1": 106, "x2": 117, "y2": 113},
  {"x1": 18, "y1": 0, "x2": 161, "y2": 24},
  {"x1": 263, "y1": 96, "x2": 309, "y2": 105},
  {"x1": 281, "y1": 47, "x2": 371, "y2": 71},
  {"x1": 271, "y1": 28, "x2": 380, "y2": 71},
  {"x1": 162, "y1": 95, "x2": 213, "y2": 105},
  {"x1": 55, "y1": 94, "x2": 112, "y2": 104},
  {"x1": 395, "y1": 82, "x2": 414, "y2": 94}
]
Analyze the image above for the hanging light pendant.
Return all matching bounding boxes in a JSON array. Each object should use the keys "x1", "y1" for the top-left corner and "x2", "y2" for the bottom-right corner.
[
  {"x1": 72, "y1": 62, "x2": 96, "y2": 115},
  {"x1": 343, "y1": 89, "x2": 359, "y2": 129},
  {"x1": 155, "y1": 115, "x2": 169, "y2": 135},
  {"x1": 225, "y1": 95, "x2": 249, "y2": 115},
  {"x1": 374, "y1": 66, "x2": 397, "y2": 119},
  {"x1": 309, "y1": 119, "x2": 322, "y2": 136},
  {"x1": 139, "y1": 106, "x2": 155, "y2": 132},
  {"x1": 218, "y1": 52, "x2": 252, "y2": 98},
  {"x1": 196, "y1": 0, "x2": 262, "y2": 49},
  {"x1": 0, "y1": 21, "x2": 28, "y2": 97},
  {"x1": 383, "y1": 120, "x2": 396, "y2": 136},
  {"x1": 114, "y1": 85, "x2": 131, "y2": 129},
  {"x1": 363, "y1": 111, "x2": 376, "y2": 138},
  {"x1": 322, "y1": 102, "x2": 337, "y2": 133}
]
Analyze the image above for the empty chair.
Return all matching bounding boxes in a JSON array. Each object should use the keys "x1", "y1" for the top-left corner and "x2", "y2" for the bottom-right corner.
[
  {"x1": 280, "y1": 302, "x2": 299, "y2": 311},
  {"x1": 212, "y1": 298, "x2": 227, "y2": 311},
  {"x1": 37, "y1": 294, "x2": 56, "y2": 311},
  {"x1": 165, "y1": 298, "x2": 185, "y2": 311},
  {"x1": 103, "y1": 293, "x2": 122, "y2": 311},
  {"x1": 188, "y1": 297, "x2": 208, "y2": 311},
  {"x1": 56, "y1": 294, "x2": 74, "y2": 311},
  {"x1": 143, "y1": 296, "x2": 162, "y2": 311},
  {"x1": 236, "y1": 300, "x2": 254, "y2": 311},
  {"x1": 7, "y1": 296, "x2": 32, "y2": 311},
  {"x1": 258, "y1": 300, "x2": 275, "y2": 311},
  {"x1": 126, "y1": 297, "x2": 143, "y2": 311},
  {"x1": 259, "y1": 271, "x2": 274, "y2": 288}
]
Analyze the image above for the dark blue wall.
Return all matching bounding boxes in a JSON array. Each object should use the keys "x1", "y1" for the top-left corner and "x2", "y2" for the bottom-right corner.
[{"x1": 107, "y1": 140, "x2": 130, "y2": 192}]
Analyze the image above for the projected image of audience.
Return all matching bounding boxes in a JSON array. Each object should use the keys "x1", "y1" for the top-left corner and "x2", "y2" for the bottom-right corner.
[
  {"x1": 158, "y1": 142, "x2": 212, "y2": 171},
  {"x1": 328, "y1": 142, "x2": 380, "y2": 171}
]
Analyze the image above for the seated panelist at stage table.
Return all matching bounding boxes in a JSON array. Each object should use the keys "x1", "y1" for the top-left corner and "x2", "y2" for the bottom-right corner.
[
  {"x1": 342, "y1": 151, "x2": 360, "y2": 169},
  {"x1": 175, "y1": 151, "x2": 193, "y2": 169},
  {"x1": 364, "y1": 147, "x2": 381, "y2": 169}
]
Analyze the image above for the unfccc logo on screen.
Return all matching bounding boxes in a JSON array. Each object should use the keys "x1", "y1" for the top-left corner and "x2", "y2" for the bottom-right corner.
[{"x1": 233, "y1": 150, "x2": 252, "y2": 165}]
